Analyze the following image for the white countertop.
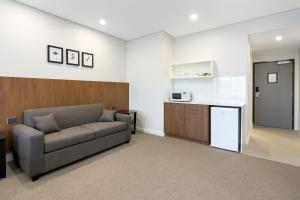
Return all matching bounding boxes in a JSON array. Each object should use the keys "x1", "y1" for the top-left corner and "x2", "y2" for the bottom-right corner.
[{"x1": 165, "y1": 100, "x2": 245, "y2": 107}]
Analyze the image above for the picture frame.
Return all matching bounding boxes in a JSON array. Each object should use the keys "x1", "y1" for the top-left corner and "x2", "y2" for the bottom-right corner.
[
  {"x1": 66, "y1": 49, "x2": 80, "y2": 66},
  {"x1": 267, "y1": 72, "x2": 278, "y2": 84},
  {"x1": 82, "y1": 52, "x2": 94, "y2": 68},
  {"x1": 47, "y1": 45, "x2": 63, "y2": 64}
]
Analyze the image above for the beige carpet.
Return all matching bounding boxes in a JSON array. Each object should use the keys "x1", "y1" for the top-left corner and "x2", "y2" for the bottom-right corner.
[
  {"x1": 1, "y1": 133, "x2": 300, "y2": 200},
  {"x1": 244, "y1": 126, "x2": 300, "y2": 167}
]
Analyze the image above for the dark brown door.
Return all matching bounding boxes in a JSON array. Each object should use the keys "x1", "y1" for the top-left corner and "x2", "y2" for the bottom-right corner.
[
  {"x1": 164, "y1": 102, "x2": 185, "y2": 137},
  {"x1": 184, "y1": 104, "x2": 210, "y2": 143}
]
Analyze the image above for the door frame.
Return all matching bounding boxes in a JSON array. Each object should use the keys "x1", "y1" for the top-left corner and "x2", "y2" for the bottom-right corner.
[{"x1": 252, "y1": 59, "x2": 295, "y2": 129}]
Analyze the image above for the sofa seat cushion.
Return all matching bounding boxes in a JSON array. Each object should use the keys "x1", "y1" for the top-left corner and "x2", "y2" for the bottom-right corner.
[
  {"x1": 44, "y1": 126, "x2": 95, "y2": 153},
  {"x1": 81, "y1": 122, "x2": 126, "y2": 138}
]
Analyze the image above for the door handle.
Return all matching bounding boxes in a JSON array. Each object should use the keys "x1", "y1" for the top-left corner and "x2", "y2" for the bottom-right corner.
[{"x1": 255, "y1": 87, "x2": 260, "y2": 97}]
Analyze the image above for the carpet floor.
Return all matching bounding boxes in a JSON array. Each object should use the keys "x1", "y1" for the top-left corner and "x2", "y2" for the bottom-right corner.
[{"x1": 1, "y1": 133, "x2": 300, "y2": 200}]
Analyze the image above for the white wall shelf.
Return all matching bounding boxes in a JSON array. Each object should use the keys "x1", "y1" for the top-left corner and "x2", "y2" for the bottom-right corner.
[{"x1": 170, "y1": 60, "x2": 215, "y2": 79}]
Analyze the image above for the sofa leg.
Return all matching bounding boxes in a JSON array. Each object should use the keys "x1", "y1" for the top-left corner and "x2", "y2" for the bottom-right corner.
[{"x1": 32, "y1": 175, "x2": 39, "y2": 182}]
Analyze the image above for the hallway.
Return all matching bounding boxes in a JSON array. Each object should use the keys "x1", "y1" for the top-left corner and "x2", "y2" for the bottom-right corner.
[{"x1": 244, "y1": 126, "x2": 300, "y2": 167}]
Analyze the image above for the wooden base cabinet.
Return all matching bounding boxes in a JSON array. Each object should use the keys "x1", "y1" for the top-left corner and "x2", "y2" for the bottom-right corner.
[
  {"x1": 164, "y1": 102, "x2": 210, "y2": 144},
  {"x1": 164, "y1": 103, "x2": 185, "y2": 137}
]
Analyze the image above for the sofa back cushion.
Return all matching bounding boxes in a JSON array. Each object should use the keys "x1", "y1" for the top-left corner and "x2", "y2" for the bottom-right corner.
[{"x1": 24, "y1": 103, "x2": 104, "y2": 129}]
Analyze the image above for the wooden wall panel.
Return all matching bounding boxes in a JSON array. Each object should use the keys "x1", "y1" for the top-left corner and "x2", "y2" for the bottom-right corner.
[{"x1": 0, "y1": 76, "x2": 129, "y2": 151}]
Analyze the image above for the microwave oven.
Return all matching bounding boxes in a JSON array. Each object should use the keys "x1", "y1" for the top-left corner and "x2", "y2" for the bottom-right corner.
[{"x1": 170, "y1": 91, "x2": 192, "y2": 102}]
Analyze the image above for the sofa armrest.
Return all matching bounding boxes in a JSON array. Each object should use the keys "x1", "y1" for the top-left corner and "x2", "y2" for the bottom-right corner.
[
  {"x1": 13, "y1": 124, "x2": 44, "y2": 177},
  {"x1": 115, "y1": 113, "x2": 132, "y2": 132}
]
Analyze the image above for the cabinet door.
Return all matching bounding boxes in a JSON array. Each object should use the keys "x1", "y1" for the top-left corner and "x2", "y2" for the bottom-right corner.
[
  {"x1": 184, "y1": 104, "x2": 209, "y2": 143},
  {"x1": 164, "y1": 103, "x2": 185, "y2": 137}
]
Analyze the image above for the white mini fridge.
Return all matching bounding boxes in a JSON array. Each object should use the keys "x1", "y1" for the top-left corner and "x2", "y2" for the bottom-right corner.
[{"x1": 210, "y1": 106, "x2": 240, "y2": 152}]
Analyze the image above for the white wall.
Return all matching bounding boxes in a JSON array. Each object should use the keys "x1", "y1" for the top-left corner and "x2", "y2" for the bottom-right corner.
[
  {"x1": 126, "y1": 32, "x2": 174, "y2": 136},
  {"x1": 126, "y1": 9, "x2": 300, "y2": 143},
  {"x1": 173, "y1": 9, "x2": 300, "y2": 144},
  {"x1": 248, "y1": 45, "x2": 254, "y2": 130},
  {"x1": 0, "y1": 0, "x2": 126, "y2": 82},
  {"x1": 252, "y1": 47, "x2": 300, "y2": 130},
  {"x1": 3, "y1": 0, "x2": 300, "y2": 142}
]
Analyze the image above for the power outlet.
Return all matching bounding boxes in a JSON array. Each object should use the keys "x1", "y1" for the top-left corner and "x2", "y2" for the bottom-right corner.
[{"x1": 6, "y1": 117, "x2": 17, "y2": 125}]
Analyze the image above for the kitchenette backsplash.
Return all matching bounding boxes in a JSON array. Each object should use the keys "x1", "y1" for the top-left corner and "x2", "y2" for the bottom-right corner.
[{"x1": 172, "y1": 76, "x2": 246, "y2": 103}]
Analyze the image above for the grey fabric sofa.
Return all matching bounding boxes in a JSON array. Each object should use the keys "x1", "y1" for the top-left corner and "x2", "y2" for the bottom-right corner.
[{"x1": 12, "y1": 103, "x2": 131, "y2": 181}]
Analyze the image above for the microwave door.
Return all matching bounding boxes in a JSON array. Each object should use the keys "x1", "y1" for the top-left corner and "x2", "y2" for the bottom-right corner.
[{"x1": 172, "y1": 93, "x2": 181, "y2": 100}]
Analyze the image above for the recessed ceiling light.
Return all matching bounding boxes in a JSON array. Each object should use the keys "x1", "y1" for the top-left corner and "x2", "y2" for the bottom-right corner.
[
  {"x1": 190, "y1": 13, "x2": 198, "y2": 21},
  {"x1": 275, "y1": 36, "x2": 283, "y2": 41},
  {"x1": 99, "y1": 19, "x2": 106, "y2": 26}
]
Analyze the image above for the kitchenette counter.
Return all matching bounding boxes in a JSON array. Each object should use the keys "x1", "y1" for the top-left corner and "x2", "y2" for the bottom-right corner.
[
  {"x1": 164, "y1": 100, "x2": 245, "y2": 152},
  {"x1": 164, "y1": 100, "x2": 245, "y2": 107}
]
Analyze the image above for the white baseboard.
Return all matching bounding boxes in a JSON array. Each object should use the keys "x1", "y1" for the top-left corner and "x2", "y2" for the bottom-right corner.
[
  {"x1": 136, "y1": 127, "x2": 165, "y2": 137},
  {"x1": 246, "y1": 135, "x2": 250, "y2": 145},
  {"x1": 6, "y1": 152, "x2": 13, "y2": 162}
]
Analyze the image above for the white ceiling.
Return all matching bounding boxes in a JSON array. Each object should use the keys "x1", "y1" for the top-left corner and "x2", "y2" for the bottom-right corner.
[
  {"x1": 250, "y1": 26, "x2": 300, "y2": 52},
  {"x1": 16, "y1": 0, "x2": 300, "y2": 40}
]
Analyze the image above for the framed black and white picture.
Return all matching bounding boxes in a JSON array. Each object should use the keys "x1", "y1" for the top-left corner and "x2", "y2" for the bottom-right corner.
[
  {"x1": 66, "y1": 49, "x2": 80, "y2": 66},
  {"x1": 82, "y1": 52, "x2": 94, "y2": 68},
  {"x1": 47, "y1": 45, "x2": 63, "y2": 64}
]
